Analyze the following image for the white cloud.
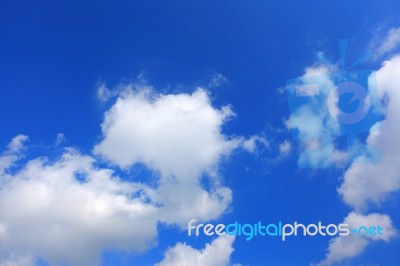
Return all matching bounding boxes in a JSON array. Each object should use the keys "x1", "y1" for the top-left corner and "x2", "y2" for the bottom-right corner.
[
  {"x1": 156, "y1": 235, "x2": 237, "y2": 266},
  {"x1": 7, "y1": 135, "x2": 28, "y2": 153},
  {"x1": 285, "y1": 38, "x2": 400, "y2": 266},
  {"x1": 94, "y1": 88, "x2": 239, "y2": 178},
  {"x1": 93, "y1": 87, "x2": 244, "y2": 226},
  {"x1": 0, "y1": 254, "x2": 34, "y2": 266},
  {"x1": 55, "y1": 133, "x2": 66, "y2": 147},
  {"x1": 316, "y1": 212, "x2": 397, "y2": 266},
  {"x1": 376, "y1": 27, "x2": 400, "y2": 57},
  {"x1": 287, "y1": 65, "x2": 342, "y2": 167},
  {"x1": 0, "y1": 86, "x2": 251, "y2": 265},
  {"x1": 96, "y1": 83, "x2": 114, "y2": 103},
  {"x1": 242, "y1": 135, "x2": 268, "y2": 153},
  {"x1": 339, "y1": 56, "x2": 400, "y2": 210},
  {"x1": 278, "y1": 140, "x2": 291, "y2": 156},
  {"x1": 0, "y1": 154, "x2": 16, "y2": 175},
  {"x1": 208, "y1": 73, "x2": 228, "y2": 88},
  {"x1": 0, "y1": 135, "x2": 28, "y2": 174},
  {"x1": 0, "y1": 147, "x2": 158, "y2": 266}
]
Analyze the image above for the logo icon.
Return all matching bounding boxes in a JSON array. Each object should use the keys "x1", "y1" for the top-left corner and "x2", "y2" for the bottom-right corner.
[{"x1": 286, "y1": 39, "x2": 381, "y2": 168}]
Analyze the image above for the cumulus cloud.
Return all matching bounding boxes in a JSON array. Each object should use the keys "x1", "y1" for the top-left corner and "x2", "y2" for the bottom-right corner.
[
  {"x1": 0, "y1": 147, "x2": 158, "y2": 266},
  {"x1": 287, "y1": 45, "x2": 400, "y2": 264},
  {"x1": 94, "y1": 88, "x2": 239, "y2": 178},
  {"x1": 93, "y1": 87, "x2": 245, "y2": 226},
  {"x1": 339, "y1": 56, "x2": 400, "y2": 210},
  {"x1": 0, "y1": 85, "x2": 253, "y2": 265},
  {"x1": 156, "y1": 235, "x2": 237, "y2": 266},
  {"x1": 316, "y1": 212, "x2": 397, "y2": 266},
  {"x1": 316, "y1": 56, "x2": 400, "y2": 265}
]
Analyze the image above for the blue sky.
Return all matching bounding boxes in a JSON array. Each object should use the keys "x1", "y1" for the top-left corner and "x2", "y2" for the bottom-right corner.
[{"x1": 1, "y1": 1, "x2": 400, "y2": 266}]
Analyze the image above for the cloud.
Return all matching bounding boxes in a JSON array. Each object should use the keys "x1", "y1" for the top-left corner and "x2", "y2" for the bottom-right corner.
[
  {"x1": 287, "y1": 65, "x2": 343, "y2": 167},
  {"x1": 339, "y1": 56, "x2": 400, "y2": 210},
  {"x1": 208, "y1": 73, "x2": 228, "y2": 88},
  {"x1": 0, "y1": 85, "x2": 252, "y2": 265},
  {"x1": 94, "y1": 88, "x2": 239, "y2": 178},
  {"x1": 315, "y1": 56, "x2": 400, "y2": 266},
  {"x1": 54, "y1": 133, "x2": 66, "y2": 147},
  {"x1": 316, "y1": 212, "x2": 397, "y2": 266},
  {"x1": 0, "y1": 254, "x2": 34, "y2": 266},
  {"x1": 376, "y1": 27, "x2": 400, "y2": 58},
  {"x1": 241, "y1": 135, "x2": 268, "y2": 153},
  {"x1": 96, "y1": 83, "x2": 115, "y2": 103},
  {"x1": 7, "y1": 135, "x2": 28, "y2": 153},
  {"x1": 93, "y1": 87, "x2": 245, "y2": 226},
  {"x1": 0, "y1": 135, "x2": 28, "y2": 174},
  {"x1": 279, "y1": 140, "x2": 291, "y2": 156},
  {"x1": 156, "y1": 235, "x2": 237, "y2": 266},
  {"x1": 287, "y1": 46, "x2": 400, "y2": 265},
  {"x1": 0, "y1": 147, "x2": 158, "y2": 266}
]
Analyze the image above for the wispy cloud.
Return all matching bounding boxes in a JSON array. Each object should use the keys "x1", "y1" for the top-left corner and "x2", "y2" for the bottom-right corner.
[
  {"x1": 376, "y1": 27, "x2": 400, "y2": 58},
  {"x1": 278, "y1": 140, "x2": 292, "y2": 156},
  {"x1": 286, "y1": 64, "x2": 343, "y2": 168},
  {"x1": 208, "y1": 73, "x2": 228, "y2": 88}
]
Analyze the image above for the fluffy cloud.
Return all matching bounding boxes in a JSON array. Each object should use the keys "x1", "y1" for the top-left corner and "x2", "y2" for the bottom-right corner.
[
  {"x1": 94, "y1": 88, "x2": 239, "y2": 178},
  {"x1": 287, "y1": 39, "x2": 400, "y2": 265},
  {"x1": 316, "y1": 212, "x2": 397, "y2": 266},
  {"x1": 339, "y1": 56, "x2": 400, "y2": 210},
  {"x1": 156, "y1": 235, "x2": 236, "y2": 266},
  {"x1": 317, "y1": 56, "x2": 400, "y2": 265},
  {"x1": 0, "y1": 135, "x2": 28, "y2": 174},
  {"x1": 93, "y1": 87, "x2": 243, "y2": 226},
  {"x1": 0, "y1": 86, "x2": 248, "y2": 265},
  {"x1": 0, "y1": 147, "x2": 158, "y2": 266}
]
